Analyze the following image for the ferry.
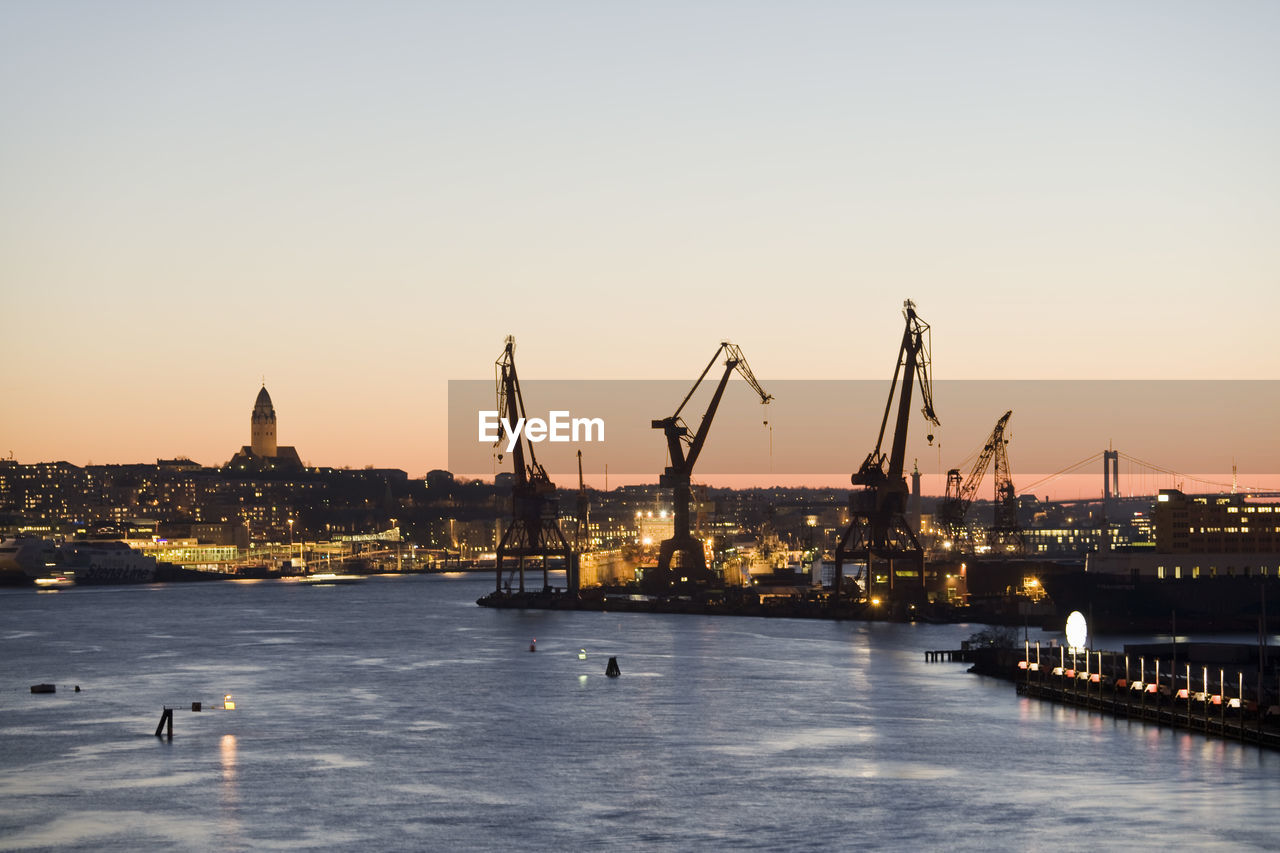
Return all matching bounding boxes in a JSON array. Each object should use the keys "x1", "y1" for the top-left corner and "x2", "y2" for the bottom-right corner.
[
  {"x1": 0, "y1": 537, "x2": 57, "y2": 586},
  {"x1": 54, "y1": 539, "x2": 158, "y2": 585}
]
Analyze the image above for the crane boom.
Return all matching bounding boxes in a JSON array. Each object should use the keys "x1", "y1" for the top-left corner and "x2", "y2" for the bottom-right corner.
[
  {"x1": 494, "y1": 336, "x2": 552, "y2": 489},
  {"x1": 854, "y1": 301, "x2": 939, "y2": 489}
]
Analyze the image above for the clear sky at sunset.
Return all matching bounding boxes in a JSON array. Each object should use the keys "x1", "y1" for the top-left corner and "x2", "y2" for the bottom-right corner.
[{"x1": 2, "y1": 2, "x2": 1277, "y2": 491}]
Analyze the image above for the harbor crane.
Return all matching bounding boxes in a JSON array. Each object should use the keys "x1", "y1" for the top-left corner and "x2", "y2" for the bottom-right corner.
[
  {"x1": 834, "y1": 300, "x2": 939, "y2": 607},
  {"x1": 651, "y1": 342, "x2": 772, "y2": 590},
  {"x1": 988, "y1": 420, "x2": 1025, "y2": 554},
  {"x1": 936, "y1": 411, "x2": 1012, "y2": 548},
  {"x1": 492, "y1": 336, "x2": 573, "y2": 595},
  {"x1": 935, "y1": 410, "x2": 1025, "y2": 554}
]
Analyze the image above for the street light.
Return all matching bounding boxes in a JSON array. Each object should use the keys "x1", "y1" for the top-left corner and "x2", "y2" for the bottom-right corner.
[{"x1": 288, "y1": 519, "x2": 294, "y2": 566}]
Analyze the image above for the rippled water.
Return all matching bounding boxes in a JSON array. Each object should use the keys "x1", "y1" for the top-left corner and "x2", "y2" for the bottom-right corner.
[{"x1": 2, "y1": 575, "x2": 1278, "y2": 851}]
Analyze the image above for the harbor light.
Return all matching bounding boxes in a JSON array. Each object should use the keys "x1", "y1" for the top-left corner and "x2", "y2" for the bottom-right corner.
[
  {"x1": 223, "y1": 694, "x2": 235, "y2": 710},
  {"x1": 1065, "y1": 611, "x2": 1087, "y2": 653}
]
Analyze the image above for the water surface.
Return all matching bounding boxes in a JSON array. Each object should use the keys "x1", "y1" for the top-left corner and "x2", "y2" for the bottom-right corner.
[{"x1": 2, "y1": 575, "x2": 1276, "y2": 851}]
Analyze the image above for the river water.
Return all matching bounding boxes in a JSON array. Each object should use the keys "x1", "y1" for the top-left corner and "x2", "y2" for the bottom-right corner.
[{"x1": 2, "y1": 574, "x2": 1277, "y2": 851}]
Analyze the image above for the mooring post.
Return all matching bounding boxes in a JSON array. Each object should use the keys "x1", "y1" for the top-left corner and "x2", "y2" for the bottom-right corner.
[{"x1": 155, "y1": 707, "x2": 173, "y2": 738}]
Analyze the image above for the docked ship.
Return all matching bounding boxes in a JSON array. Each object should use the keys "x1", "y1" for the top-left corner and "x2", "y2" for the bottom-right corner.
[
  {"x1": 0, "y1": 537, "x2": 57, "y2": 586},
  {"x1": 52, "y1": 539, "x2": 158, "y2": 584}
]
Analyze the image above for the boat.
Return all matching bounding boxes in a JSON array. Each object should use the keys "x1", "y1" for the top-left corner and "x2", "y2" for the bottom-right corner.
[
  {"x1": 33, "y1": 575, "x2": 73, "y2": 590},
  {"x1": 0, "y1": 537, "x2": 57, "y2": 586},
  {"x1": 53, "y1": 539, "x2": 157, "y2": 585},
  {"x1": 294, "y1": 572, "x2": 364, "y2": 585}
]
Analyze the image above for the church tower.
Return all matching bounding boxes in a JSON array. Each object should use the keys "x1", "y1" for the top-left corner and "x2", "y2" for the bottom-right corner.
[{"x1": 251, "y1": 386, "x2": 278, "y2": 458}]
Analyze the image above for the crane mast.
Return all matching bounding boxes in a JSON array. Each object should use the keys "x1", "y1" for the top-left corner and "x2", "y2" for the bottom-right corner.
[
  {"x1": 575, "y1": 449, "x2": 589, "y2": 554},
  {"x1": 492, "y1": 336, "x2": 573, "y2": 595},
  {"x1": 650, "y1": 342, "x2": 771, "y2": 590},
  {"x1": 835, "y1": 300, "x2": 939, "y2": 610}
]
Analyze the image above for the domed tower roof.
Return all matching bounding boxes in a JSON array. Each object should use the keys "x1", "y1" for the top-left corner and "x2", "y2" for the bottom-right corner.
[
  {"x1": 254, "y1": 385, "x2": 274, "y2": 412},
  {"x1": 251, "y1": 385, "x2": 278, "y2": 458}
]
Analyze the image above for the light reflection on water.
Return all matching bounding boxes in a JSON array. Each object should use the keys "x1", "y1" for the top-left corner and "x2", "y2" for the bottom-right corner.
[{"x1": 2, "y1": 575, "x2": 1279, "y2": 851}]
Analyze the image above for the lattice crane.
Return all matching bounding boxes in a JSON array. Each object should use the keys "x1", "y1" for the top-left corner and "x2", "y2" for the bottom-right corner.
[
  {"x1": 989, "y1": 421, "x2": 1025, "y2": 554},
  {"x1": 936, "y1": 410, "x2": 1024, "y2": 554},
  {"x1": 936, "y1": 410, "x2": 1012, "y2": 546},
  {"x1": 492, "y1": 336, "x2": 573, "y2": 594}
]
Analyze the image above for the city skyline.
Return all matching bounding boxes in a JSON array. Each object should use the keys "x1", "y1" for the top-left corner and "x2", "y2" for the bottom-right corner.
[
  {"x1": 3, "y1": 2, "x2": 1278, "y2": 486},
  {"x1": 9, "y1": 374, "x2": 1280, "y2": 502}
]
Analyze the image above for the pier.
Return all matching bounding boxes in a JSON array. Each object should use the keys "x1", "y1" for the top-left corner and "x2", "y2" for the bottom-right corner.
[
  {"x1": 924, "y1": 649, "x2": 977, "y2": 663},
  {"x1": 1014, "y1": 678, "x2": 1280, "y2": 749},
  {"x1": 930, "y1": 641, "x2": 1280, "y2": 751}
]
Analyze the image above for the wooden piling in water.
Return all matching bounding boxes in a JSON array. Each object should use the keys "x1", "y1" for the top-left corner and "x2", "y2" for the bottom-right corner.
[{"x1": 155, "y1": 707, "x2": 173, "y2": 738}]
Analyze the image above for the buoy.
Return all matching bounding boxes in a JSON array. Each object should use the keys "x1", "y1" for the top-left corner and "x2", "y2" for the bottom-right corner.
[
  {"x1": 74, "y1": 685, "x2": 81, "y2": 693},
  {"x1": 578, "y1": 649, "x2": 587, "y2": 660},
  {"x1": 529, "y1": 639, "x2": 537, "y2": 652},
  {"x1": 605, "y1": 657, "x2": 620, "y2": 678}
]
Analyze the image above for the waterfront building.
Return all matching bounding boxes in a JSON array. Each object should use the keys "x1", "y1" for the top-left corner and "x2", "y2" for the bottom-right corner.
[
  {"x1": 1155, "y1": 488, "x2": 1280, "y2": 553},
  {"x1": 1086, "y1": 489, "x2": 1280, "y2": 578}
]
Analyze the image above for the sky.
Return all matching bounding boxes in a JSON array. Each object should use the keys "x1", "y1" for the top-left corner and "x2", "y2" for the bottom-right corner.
[{"x1": 2, "y1": 1, "x2": 1278, "y2": 495}]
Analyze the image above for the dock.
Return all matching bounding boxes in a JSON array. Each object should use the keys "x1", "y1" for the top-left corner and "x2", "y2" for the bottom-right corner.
[
  {"x1": 927, "y1": 643, "x2": 1280, "y2": 751},
  {"x1": 1015, "y1": 678, "x2": 1280, "y2": 749}
]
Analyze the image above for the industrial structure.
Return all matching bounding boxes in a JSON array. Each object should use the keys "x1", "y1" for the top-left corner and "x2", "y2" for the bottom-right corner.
[
  {"x1": 834, "y1": 301, "x2": 939, "y2": 608},
  {"x1": 936, "y1": 410, "x2": 1025, "y2": 554},
  {"x1": 649, "y1": 342, "x2": 771, "y2": 591},
  {"x1": 491, "y1": 336, "x2": 573, "y2": 595}
]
